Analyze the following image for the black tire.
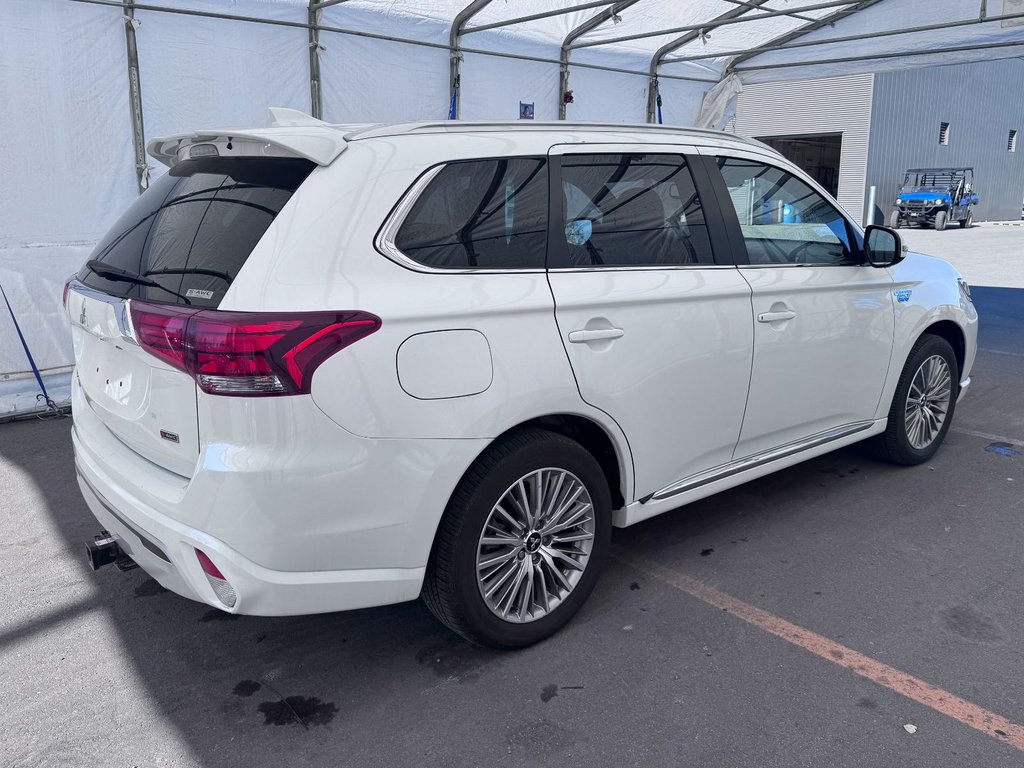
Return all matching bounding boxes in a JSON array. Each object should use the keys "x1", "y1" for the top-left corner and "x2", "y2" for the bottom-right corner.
[
  {"x1": 934, "y1": 210, "x2": 948, "y2": 231},
  {"x1": 872, "y1": 335, "x2": 959, "y2": 466},
  {"x1": 889, "y1": 210, "x2": 901, "y2": 229},
  {"x1": 959, "y1": 209, "x2": 973, "y2": 229},
  {"x1": 422, "y1": 429, "x2": 612, "y2": 648}
]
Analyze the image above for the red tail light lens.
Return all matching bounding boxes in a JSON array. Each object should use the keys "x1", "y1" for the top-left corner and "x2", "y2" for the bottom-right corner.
[
  {"x1": 129, "y1": 301, "x2": 380, "y2": 396},
  {"x1": 62, "y1": 278, "x2": 72, "y2": 309}
]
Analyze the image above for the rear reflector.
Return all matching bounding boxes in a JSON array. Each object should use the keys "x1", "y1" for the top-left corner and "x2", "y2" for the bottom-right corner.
[
  {"x1": 129, "y1": 301, "x2": 380, "y2": 396},
  {"x1": 195, "y1": 549, "x2": 237, "y2": 608}
]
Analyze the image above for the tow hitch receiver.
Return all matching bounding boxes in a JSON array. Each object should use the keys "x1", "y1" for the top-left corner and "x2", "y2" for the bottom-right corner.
[{"x1": 86, "y1": 531, "x2": 136, "y2": 571}]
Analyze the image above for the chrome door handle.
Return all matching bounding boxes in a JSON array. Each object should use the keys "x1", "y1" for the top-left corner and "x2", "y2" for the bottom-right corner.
[
  {"x1": 757, "y1": 310, "x2": 796, "y2": 323},
  {"x1": 568, "y1": 328, "x2": 624, "y2": 343}
]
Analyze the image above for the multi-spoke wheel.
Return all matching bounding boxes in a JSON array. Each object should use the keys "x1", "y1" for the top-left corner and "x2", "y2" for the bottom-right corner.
[
  {"x1": 904, "y1": 355, "x2": 952, "y2": 450},
  {"x1": 873, "y1": 334, "x2": 959, "y2": 465},
  {"x1": 476, "y1": 468, "x2": 595, "y2": 624},
  {"x1": 423, "y1": 430, "x2": 611, "y2": 648}
]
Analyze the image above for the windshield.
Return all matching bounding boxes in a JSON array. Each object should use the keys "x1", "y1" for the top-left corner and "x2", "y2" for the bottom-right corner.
[{"x1": 78, "y1": 157, "x2": 315, "y2": 307}]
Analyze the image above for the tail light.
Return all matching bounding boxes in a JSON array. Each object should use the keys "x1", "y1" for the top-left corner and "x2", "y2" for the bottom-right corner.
[
  {"x1": 62, "y1": 278, "x2": 72, "y2": 309},
  {"x1": 195, "y1": 549, "x2": 237, "y2": 608},
  {"x1": 129, "y1": 301, "x2": 380, "y2": 396}
]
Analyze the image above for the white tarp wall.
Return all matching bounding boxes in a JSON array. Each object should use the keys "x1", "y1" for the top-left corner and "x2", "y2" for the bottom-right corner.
[{"x1": 3, "y1": 0, "x2": 1024, "y2": 416}]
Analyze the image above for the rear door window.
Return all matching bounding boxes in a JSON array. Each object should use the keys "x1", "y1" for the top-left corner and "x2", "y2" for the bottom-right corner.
[
  {"x1": 78, "y1": 157, "x2": 315, "y2": 307},
  {"x1": 393, "y1": 157, "x2": 548, "y2": 269},
  {"x1": 554, "y1": 153, "x2": 715, "y2": 268}
]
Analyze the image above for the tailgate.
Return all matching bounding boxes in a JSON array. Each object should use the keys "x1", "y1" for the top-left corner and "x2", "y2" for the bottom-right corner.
[{"x1": 68, "y1": 286, "x2": 199, "y2": 477}]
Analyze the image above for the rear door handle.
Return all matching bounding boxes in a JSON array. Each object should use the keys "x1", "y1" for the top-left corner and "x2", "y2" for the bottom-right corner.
[
  {"x1": 568, "y1": 328, "x2": 624, "y2": 343},
  {"x1": 757, "y1": 310, "x2": 797, "y2": 323}
]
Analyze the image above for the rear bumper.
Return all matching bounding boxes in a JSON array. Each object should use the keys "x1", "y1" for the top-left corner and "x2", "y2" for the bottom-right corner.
[
  {"x1": 74, "y1": 437, "x2": 426, "y2": 615},
  {"x1": 70, "y1": 375, "x2": 488, "y2": 616}
]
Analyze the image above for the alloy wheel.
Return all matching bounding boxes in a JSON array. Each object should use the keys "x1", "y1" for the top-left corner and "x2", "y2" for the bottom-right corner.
[
  {"x1": 475, "y1": 468, "x2": 595, "y2": 624},
  {"x1": 904, "y1": 354, "x2": 953, "y2": 449}
]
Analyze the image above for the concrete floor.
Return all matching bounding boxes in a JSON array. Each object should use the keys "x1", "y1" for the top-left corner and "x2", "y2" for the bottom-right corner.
[{"x1": 2, "y1": 228, "x2": 1022, "y2": 767}]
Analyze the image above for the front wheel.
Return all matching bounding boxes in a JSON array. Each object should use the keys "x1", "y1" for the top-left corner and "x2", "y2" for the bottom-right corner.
[
  {"x1": 872, "y1": 335, "x2": 959, "y2": 465},
  {"x1": 889, "y1": 210, "x2": 901, "y2": 229},
  {"x1": 422, "y1": 429, "x2": 612, "y2": 648},
  {"x1": 934, "y1": 210, "x2": 948, "y2": 231}
]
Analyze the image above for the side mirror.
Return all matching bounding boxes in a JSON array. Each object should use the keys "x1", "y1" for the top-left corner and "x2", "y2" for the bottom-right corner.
[{"x1": 864, "y1": 225, "x2": 905, "y2": 268}]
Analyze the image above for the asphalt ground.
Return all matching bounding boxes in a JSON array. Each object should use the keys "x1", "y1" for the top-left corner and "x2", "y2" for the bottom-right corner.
[{"x1": 2, "y1": 228, "x2": 1022, "y2": 767}]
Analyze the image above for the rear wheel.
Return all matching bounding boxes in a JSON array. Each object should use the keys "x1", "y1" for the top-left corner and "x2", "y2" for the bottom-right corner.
[
  {"x1": 423, "y1": 429, "x2": 612, "y2": 648},
  {"x1": 889, "y1": 210, "x2": 901, "y2": 229},
  {"x1": 959, "y1": 208, "x2": 973, "y2": 229},
  {"x1": 872, "y1": 335, "x2": 959, "y2": 465},
  {"x1": 934, "y1": 210, "x2": 948, "y2": 231}
]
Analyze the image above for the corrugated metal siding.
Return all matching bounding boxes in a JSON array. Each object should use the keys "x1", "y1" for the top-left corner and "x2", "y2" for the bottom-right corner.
[
  {"x1": 868, "y1": 60, "x2": 1024, "y2": 223},
  {"x1": 733, "y1": 74, "x2": 874, "y2": 224}
]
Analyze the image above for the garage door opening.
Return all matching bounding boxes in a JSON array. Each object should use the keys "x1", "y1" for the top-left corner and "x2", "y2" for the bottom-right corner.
[{"x1": 755, "y1": 134, "x2": 843, "y2": 198}]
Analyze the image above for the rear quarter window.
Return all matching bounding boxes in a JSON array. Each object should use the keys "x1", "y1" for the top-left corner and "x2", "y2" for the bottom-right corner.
[
  {"x1": 393, "y1": 157, "x2": 548, "y2": 270},
  {"x1": 78, "y1": 157, "x2": 315, "y2": 307}
]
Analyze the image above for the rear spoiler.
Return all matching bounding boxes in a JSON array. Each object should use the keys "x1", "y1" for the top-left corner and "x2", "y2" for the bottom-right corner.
[{"x1": 147, "y1": 108, "x2": 348, "y2": 168}]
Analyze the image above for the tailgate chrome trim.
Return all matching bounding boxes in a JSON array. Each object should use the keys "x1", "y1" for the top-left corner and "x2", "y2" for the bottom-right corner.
[{"x1": 68, "y1": 280, "x2": 137, "y2": 344}]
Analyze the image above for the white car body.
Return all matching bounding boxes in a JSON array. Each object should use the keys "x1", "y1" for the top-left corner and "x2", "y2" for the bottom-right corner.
[{"x1": 68, "y1": 115, "x2": 978, "y2": 622}]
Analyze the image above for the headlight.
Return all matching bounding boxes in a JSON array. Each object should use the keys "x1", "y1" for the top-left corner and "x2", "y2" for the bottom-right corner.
[{"x1": 895, "y1": 198, "x2": 903, "y2": 204}]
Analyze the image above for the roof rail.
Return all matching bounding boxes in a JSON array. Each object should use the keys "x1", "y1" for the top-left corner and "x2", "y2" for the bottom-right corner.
[{"x1": 344, "y1": 120, "x2": 762, "y2": 147}]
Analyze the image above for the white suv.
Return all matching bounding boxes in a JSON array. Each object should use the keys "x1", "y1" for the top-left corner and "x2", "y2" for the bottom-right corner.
[{"x1": 68, "y1": 110, "x2": 977, "y2": 647}]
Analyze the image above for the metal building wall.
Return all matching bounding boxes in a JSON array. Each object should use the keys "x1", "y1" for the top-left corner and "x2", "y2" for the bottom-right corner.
[
  {"x1": 733, "y1": 73, "x2": 874, "y2": 224},
  {"x1": 867, "y1": 59, "x2": 1024, "y2": 224}
]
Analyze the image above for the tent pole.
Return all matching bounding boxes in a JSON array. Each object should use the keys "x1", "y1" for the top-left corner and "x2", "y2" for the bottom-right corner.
[
  {"x1": 645, "y1": 0, "x2": 771, "y2": 123},
  {"x1": 449, "y1": 1, "x2": 493, "y2": 120},
  {"x1": 463, "y1": 1, "x2": 615, "y2": 35},
  {"x1": 308, "y1": 1, "x2": 323, "y2": 119},
  {"x1": 725, "y1": 0, "x2": 882, "y2": 73},
  {"x1": 559, "y1": 1, "x2": 641, "y2": 120},
  {"x1": 668, "y1": 6, "x2": 1024, "y2": 65},
  {"x1": 576, "y1": 0, "x2": 862, "y2": 50},
  {"x1": 121, "y1": 0, "x2": 148, "y2": 194},
  {"x1": 732, "y1": 36, "x2": 1024, "y2": 72}
]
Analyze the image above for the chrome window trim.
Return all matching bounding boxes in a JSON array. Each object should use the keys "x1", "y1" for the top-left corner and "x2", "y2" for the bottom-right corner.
[
  {"x1": 376, "y1": 158, "x2": 732, "y2": 275},
  {"x1": 646, "y1": 420, "x2": 875, "y2": 502}
]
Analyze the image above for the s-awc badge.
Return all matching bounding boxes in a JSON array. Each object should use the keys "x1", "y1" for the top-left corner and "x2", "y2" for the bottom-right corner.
[{"x1": 185, "y1": 288, "x2": 215, "y2": 299}]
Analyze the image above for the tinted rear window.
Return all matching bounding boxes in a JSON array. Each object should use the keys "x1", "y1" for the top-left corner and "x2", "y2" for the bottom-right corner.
[
  {"x1": 394, "y1": 157, "x2": 547, "y2": 269},
  {"x1": 78, "y1": 157, "x2": 315, "y2": 307}
]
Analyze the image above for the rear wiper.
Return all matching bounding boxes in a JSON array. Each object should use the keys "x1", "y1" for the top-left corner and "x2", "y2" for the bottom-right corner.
[
  {"x1": 143, "y1": 267, "x2": 233, "y2": 284},
  {"x1": 85, "y1": 260, "x2": 192, "y2": 305}
]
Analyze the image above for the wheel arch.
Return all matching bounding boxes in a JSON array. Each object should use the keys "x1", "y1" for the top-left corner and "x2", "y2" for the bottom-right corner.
[
  {"x1": 922, "y1": 319, "x2": 966, "y2": 376},
  {"x1": 425, "y1": 413, "x2": 633, "y2": 566}
]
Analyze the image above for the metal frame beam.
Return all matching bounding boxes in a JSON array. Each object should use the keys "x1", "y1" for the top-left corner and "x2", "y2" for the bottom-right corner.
[
  {"x1": 645, "y1": 0, "x2": 772, "y2": 123},
  {"x1": 726, "y1": 0, "x2": 882, "y2": 72},
  {"x1": 731, "y1": 36, "x2": 1024, "y2": 72},
  {"x1": 573, "y1": 0, "x2": 862, "y2": 50},
  {"x1": 463, "y1": 1, "x2": 615, "y2": 35},
  {"x1": 721, "y1": 0, "x2": 817, "y2": 23},
  {"x1": 308, "y1": 1, "x2": 323, "y2": 119},
  {"x1": 559, "y1": 0, "x2": 642, "y2": 119},
  {"x1": 666, "y1": 6, "x2": 1024, "y2": 66},
  {"x1": 121, "y1": 0, "x2": 148, "y2": 193},
  {"x1": 449, "y1": 0, "x2": 493, "y2": 120}
]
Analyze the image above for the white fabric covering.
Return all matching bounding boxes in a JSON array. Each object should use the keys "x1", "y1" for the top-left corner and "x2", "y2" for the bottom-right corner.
[{"x1": 2, "y1": 0, "x2": 1023, "y2": 414}]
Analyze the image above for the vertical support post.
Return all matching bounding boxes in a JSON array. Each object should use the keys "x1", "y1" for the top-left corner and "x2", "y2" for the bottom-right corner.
[
  {"x1": 865, "y1": 185, "x2": 877, "y2": 227},
  {"x1": 122, "y1": 0, "x2": 148, "y2": 194},
  {"x1": 559, "y1": 1, "x2": 642, "y2": 120},
  {"x1": 308, "y1": 2, "x2": 323, "y2": 119},
  {"x1": 449, "y1": 1, "x2": 494, "y2": 120}
]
